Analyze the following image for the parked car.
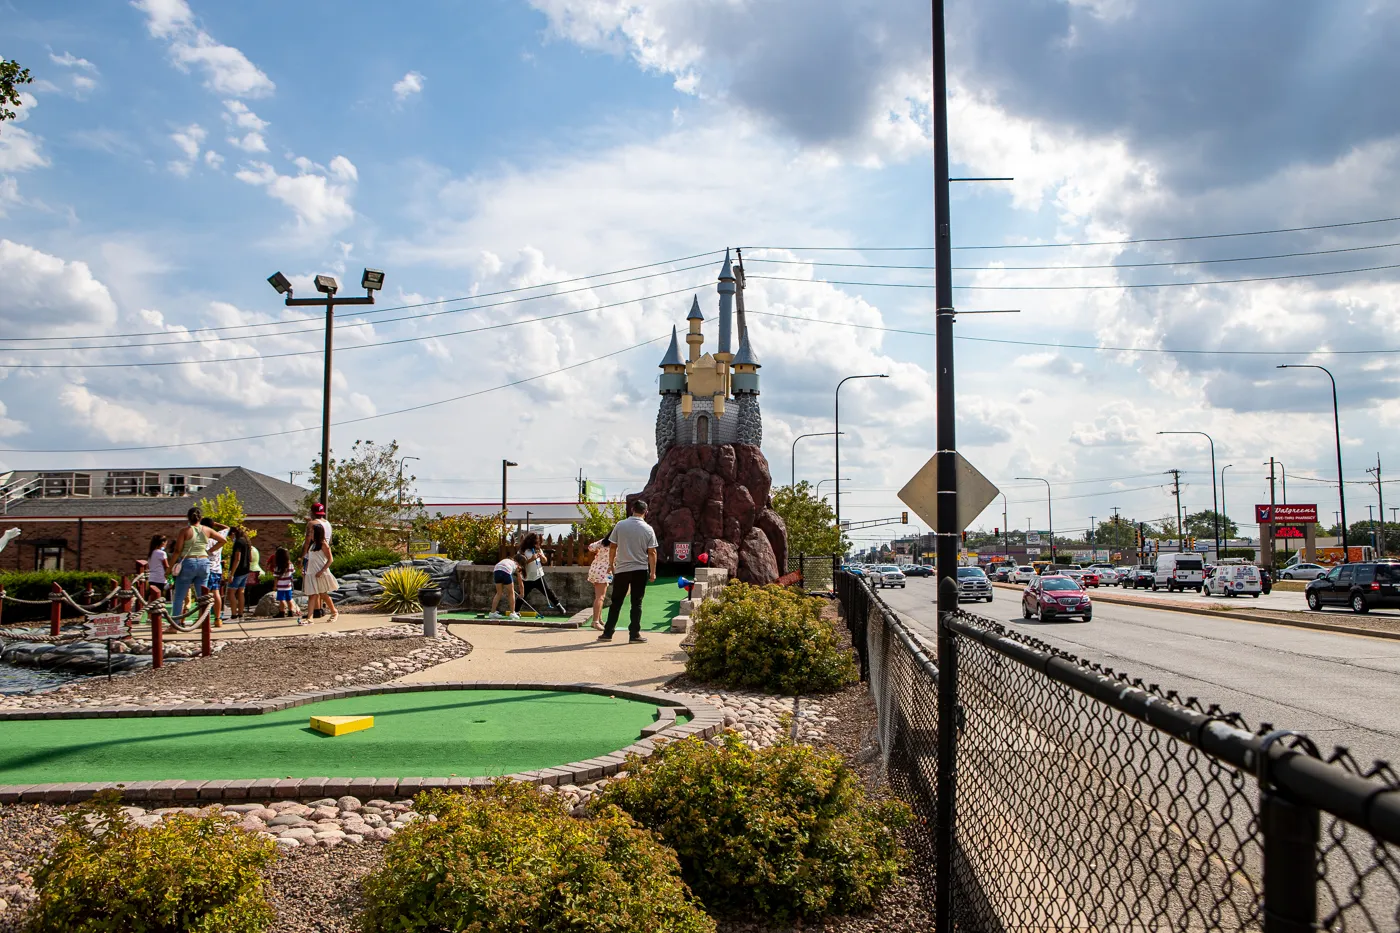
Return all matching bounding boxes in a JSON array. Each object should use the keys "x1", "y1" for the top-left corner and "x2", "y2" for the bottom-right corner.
[
  {"x1": 903, "y1": 564, "x2": 934, "y2": 577},
  {"x1": 1305, "y1": 562, "x2": 1400, "y2": 613},
  {"x1": 1152, "y1": 553, "x2": 1205, "y2": 592},
  {"x1": 1280, "y1": 563, "x2": 1329, "y2": 581},
  {"x1": 1113, "y1": 566, "x2": 1136, "y2": 585},
  {"x1": 1079, "y1": 570, "x2": 1102, "y2": 588},
  {"x1": 956, "y1": 566, "x2": 994, "y2": 602},
  {"x1": 1010, "y1": 565, "x2": 1036, "y2": 584},
  {"x1": 874, "y1": 565, "x2": 907, "y2": 588},
  {"x1": 1021, "y1": 575, "x2": 1093, "y2": 622},
  {"x1": 1204, "y1": 563, "x2": 1262, "y2": 598},
  {"x1": 1130, "y1": 567, "x2": 1155, "y2": 589},
  {"x1": 1060, "y1": 568, "x2": 1086, "y2": 587}
]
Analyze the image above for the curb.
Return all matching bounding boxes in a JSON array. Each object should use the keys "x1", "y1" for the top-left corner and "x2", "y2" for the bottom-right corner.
[
  {"x1": 391, "y1": 612, "x2": 579, "y2": 629},
  {"x1": 991, "y1": 581, "x2": 1400, "y2": 642},
  {"x1": 0, "y1": 681, "x2": 724, "y2": 806}
]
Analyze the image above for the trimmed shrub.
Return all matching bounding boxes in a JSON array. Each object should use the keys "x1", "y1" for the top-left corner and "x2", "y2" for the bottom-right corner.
[
  {"x1": 686, "y1": 582, "x2": 858, "y2": 694},
  {"x1": 0, "y1": 570, "x2": 121, "y2": 622},
  {"x1": 29, "y1": 791, "x2": 276, "y2": 933},
  {"x1": 595, "y1": 734, "x2": 910, "y2": 923},
  {"x1": 330, "y1": 546, "x2": 402, "y2": 577},
  {"x1": 374, "y1": 565, "x2": 429, "y2": 613},
  {"x1": 360, "y1": 783, "x2": 714, "y2": 933}
]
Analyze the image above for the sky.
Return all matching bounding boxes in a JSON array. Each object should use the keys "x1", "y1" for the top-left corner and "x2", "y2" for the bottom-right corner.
[{"x1": 2, "y1": 0, "x2": 1398, "y2": 544}]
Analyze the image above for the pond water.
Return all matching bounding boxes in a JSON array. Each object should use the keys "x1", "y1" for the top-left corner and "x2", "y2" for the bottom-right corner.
[{"x1": 0, "y1": 661, "x2": 84, "y2": 695}]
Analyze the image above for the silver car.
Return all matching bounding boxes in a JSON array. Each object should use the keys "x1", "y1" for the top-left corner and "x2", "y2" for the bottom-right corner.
[
  {"x1": 1280, "y1": 562, "x2": 1328, "y2": 580},
  {"x1": 956, "y1": 566, "x2": 993, "y2": 602}
]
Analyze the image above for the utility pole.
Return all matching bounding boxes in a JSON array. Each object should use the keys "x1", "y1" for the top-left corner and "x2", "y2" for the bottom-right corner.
[
  {"x1": 1166, "y1": 469, "x2": 1184, "y2": 552},
  {"x1": 1001, "y1": 492, "x2": 1009, "y2": 559},
  {"x1": 1368, "y1": 454, "x2": 1385, "y2": 558},
  {"x1": 1088, "y1": 515, "x2": 1096, "y2": 559},
  {"x1": 1268, "y1": 458, "x2": 1278, "y2": 566}
]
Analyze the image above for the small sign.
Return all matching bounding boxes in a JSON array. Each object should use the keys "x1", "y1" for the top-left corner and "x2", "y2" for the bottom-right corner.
[
  {"x1": 898, "y1": 452, "x2": 1000, "y2": 532},
  {"x1": 585, "y1": 481, "x2": 606, "y2": 500},
  {"x1": 1256, "y1": 504, "x2": 1318, "y2": 523},
  {"x1": 89, "y1": 614, "x2": 126, "y2": 639},
  {"x1": 1275, "y1": 525, "x2": 1304, "y2": 539},
  {"x1": 674, "y1": 542, "x2": 691, "y2": 561},
  {"x1": 1027, "y1": 546, "x2": 1041, "y2": 556},
  {"x1": 1026, "y1": 532, "x2": 1041, "y2": 545}
]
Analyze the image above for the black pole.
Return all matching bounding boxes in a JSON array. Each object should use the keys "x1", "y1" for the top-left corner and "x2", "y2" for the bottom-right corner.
[
  {"x1": 931, "y1": 0, "x2": 957, "y2": 925},
  {"x1": 1045, "y1": 483, "x2": 1055, "y2": 563},
  {"x1": 1327, "y1": 369, "x2": 1349, "y2": 559},
  {"x1": 1207, "y1": 435, "x2": 1219, "y2": 559},
  {"x1": 319, "y1": 295, "x2": 334, "y2": 506},
  {"x1": 835, "y1": 392, "x2": 842, "y2": 535}
]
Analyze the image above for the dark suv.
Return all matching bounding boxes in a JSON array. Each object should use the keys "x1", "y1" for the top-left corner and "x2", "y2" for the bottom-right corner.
[{"x1": 1305, "y1": 562, "x2": 1400, "y2": 613}]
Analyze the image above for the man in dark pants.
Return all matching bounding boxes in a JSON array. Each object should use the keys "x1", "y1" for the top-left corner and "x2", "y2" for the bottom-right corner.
[{"x1": 600, "y1": 498, "x2": 658, "y2": 643}]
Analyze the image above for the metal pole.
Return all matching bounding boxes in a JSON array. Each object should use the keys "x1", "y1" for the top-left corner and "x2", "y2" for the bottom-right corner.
[
  {"x1": 791, "y1": 432, "x2": 841, "y2": 490},
  {"x1": 1278, "y1": 364, "x2": 1348, "y2": 559},
  {"x1": 1369, "y1": 455, "x2": 1385, "y2": 558},
  {"x1": 319, "y1": 296, "x2": 334, "y2": 506},
  {"x1": 1158, "y1": 431, "x2": 1218, "y2": 557},
  {"x1": 1268, "y1": 458, "x2": 1278, "y2": 566},
  {"x1": 1221, "y1": 464, "x2": 1232, "y2": 552},
  {"x1": 835, "y1": 376, "x2": 886, "y2": 541},
  {"x1": 1261, "y1": 787, "x2": 1319, "y2": 932}
]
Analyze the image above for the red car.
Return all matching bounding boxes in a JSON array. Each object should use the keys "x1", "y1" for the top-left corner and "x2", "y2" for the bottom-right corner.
[
  {"x1": 1022, "y1": 574, "x2": 1093, "y2": 622},
  {"x1": 1079, "y1": 570, "x2": 1101, "y2": 588}
]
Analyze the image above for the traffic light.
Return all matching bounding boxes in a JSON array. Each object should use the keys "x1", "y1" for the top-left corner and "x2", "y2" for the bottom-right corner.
[
  {"x1": 961, "y1": 530, "x2": 968, "y2": 544},
  {"x1": 993, "y1": 527, "x2": 999, "y2": 536},
  {"x1": 901, "y1": 511, "x2": 909, "y2": 524}
]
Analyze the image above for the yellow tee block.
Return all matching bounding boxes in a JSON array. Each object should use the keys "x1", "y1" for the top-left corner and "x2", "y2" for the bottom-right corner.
[{"x1": 309, "y1": 715, "x2": 374, "y2": 737}]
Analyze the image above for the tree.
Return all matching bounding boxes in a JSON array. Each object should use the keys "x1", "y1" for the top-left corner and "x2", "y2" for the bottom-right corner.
[
  {"x1": 577, "y1": 497, "x2": 626, "y2": 544},
  {"x1": 418, "y1": 512, "x2": 507, "y2": 563},
  {"x1": 772, "y1": 482, "x2": 848, "y2": 556},
  {"x1": 1184, "y1": 510, "x2": 1238, "y2": 540},
  {"x1": 300, "y1": 440, "x2": 420, "y2": 554},
  {"x1": 197, "y1": 489, "x2": 251, "y2": 536},
  {"x1": 1, "y1": 58, "x2": 32, "y2": 129},
  {"x1": 1094, "y1": 519, "x2": 1138, "y2": 550}
]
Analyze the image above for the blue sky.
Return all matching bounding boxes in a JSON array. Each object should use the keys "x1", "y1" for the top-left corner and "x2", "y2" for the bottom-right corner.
[{"x1": 2, "y1": 0, "x2": 1398, "y2": 543}]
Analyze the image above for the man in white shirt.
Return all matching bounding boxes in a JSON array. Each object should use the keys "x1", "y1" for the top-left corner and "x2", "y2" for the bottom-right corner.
[{"x1": 600, "y1": 499, "x2": 658, "y2": 643}]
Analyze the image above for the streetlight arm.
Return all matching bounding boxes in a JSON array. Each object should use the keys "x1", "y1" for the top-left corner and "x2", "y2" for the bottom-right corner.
[{"x1": 1278, "y1": 364, "x2": 1348, "y2": 556}]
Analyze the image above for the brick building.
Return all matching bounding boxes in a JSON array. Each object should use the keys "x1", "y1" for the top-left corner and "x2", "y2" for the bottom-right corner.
[{"x1": 0, "y1": 467, "x2": 307, "y2": 573}]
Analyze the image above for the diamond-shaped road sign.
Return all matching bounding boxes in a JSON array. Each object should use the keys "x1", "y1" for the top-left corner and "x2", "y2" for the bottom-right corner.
[{"x1": 898, "y1": 452, "x2": 1000, "y2": 533}]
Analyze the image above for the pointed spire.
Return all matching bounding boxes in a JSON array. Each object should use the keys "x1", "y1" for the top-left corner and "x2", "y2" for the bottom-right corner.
[
  {"x1": 687, "y1": 295, "x2": 704, "y2": 321},
  {"x1": 719, "y1": 247, "x2": 735, "y2": 283},
  {"x1": 733, "y1": 327, "x2": 760, "y2": 367},
  {"x1": 659, "y1": 325, "x2": 684, "y2": 367}
]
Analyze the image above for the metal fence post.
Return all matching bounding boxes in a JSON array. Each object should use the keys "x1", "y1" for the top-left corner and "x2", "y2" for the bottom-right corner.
[
  {"x1": 1262, "y1": 787, "x2": 1319, "y2": 933},
  {"x1": 936, "y1": 575, "x2": 959, "y2": 930}
]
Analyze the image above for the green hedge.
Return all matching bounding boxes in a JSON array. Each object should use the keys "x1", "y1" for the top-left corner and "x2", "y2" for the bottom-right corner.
[
  {"x1": 331, "y1": 546, "x2": 403, "y2": 577},
  {"x1": 595, "y1": 734, "x2": 910, "y2": 923},
  {"x1": 29, "y1": 791, "x2": 276, "y2": 933},
  {"x1": 360, "y1": 783, "x2": 714, "y2": 933},
  {"x1": 0, "y1": 571, "x2": 121, "y2": 623},
  {"x1": 686, "y1": 582, "x2": 858, "y2": 694}
]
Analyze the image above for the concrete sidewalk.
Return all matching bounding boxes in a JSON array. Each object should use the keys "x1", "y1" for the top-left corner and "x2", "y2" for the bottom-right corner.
[
  {"x1": 397, "y1": 624, "x2": 689, "y2": 689},
  {"x1": 164, "y1": 611, "x2": 401, "y2": 641}
]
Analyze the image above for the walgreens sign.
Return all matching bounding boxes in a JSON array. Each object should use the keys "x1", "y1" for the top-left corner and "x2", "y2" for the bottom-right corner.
[{"x1": 1255, "y1": 504, "x2": 1319, "y2": 523}]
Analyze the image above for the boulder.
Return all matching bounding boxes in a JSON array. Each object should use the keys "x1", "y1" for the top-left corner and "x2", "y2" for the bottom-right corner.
[{"x1": 738, "y1": 526, "x2": 780, "y2": 584}]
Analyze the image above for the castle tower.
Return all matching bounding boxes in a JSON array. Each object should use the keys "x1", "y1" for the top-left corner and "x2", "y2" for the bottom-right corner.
[
  {"x1": 658, "y1": 326, "x2": 685, "y2": 393},
  {"x1": 655, "y1": 326, "x2": 685, "y2": 458},
  {"x1": 715, "y1": 249, "x2": 736, "y2": 402},
  {"x1": 685, "y1": 295, "x2": 704, "y2": 362},
  {"x1": 732, "y1": 328, "x2": 762, "y2": 446}
]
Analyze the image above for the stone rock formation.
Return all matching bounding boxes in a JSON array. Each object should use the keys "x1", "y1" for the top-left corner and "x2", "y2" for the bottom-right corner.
[{"x1": 628, "y1": 443, "x2": 788, "y2": 584}]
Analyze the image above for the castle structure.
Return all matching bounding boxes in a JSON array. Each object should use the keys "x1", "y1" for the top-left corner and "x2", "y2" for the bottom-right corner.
[{"x1": 655, "y1": 251, "x2": 762, "y2": 458}]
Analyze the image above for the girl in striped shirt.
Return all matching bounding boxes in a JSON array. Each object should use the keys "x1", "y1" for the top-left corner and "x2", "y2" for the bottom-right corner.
[{"x1": 272, "y1": 547, "x2": 301, "y2": 621}]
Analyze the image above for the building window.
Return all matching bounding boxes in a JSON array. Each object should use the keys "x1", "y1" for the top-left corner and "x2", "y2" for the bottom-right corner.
[
  {"x1": 36, "y1": 545, "x2": 64, "y2": 571},
  {"x1": 696, "y1": 414, "x2": 710, "y2": 444}
]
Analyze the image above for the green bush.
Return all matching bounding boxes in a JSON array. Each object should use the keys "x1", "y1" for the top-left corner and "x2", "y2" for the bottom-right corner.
[
  {"x1": 360, "y1": 783, "x2": 714, "y2": 933},
  {"x1": 375, "y1": 565, "x2": 430, "y2": 613},
  {"x1": 29, "y1": 791, "x2": 276, "y2": 933},
  {"x1": 331, "y1": 546, "x2": 402, "y2": 577},
  {"x1": 0, "y1": 570, "x2": 121, "y2": 622},
  {"x1": 686, "y1": 582, "x2": 858, "y2": 694},
  {"x1": 595, "y1": 734, "x2": 910, "y2": 923}
]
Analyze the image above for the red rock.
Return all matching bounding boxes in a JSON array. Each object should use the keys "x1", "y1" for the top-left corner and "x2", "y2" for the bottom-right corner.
[
  {"x1": 705, "y1": 539, "x2": 739, "y2": 577},
  {"x1": 738, "y1": 527, "x2": 779, "y2": 584},
  {"x1": 756, "y1": 508, "x2": 788, "y2": 571},
  {"x1": 664, "y1": 508, "x2": 695, "y2": 543}
]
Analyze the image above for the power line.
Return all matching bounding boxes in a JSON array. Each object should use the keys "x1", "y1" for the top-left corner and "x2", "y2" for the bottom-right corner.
[
  {"x1": 0, "y1": 250, "x2": 724, "y2": 347},
  {"x1": 748, "y1": 260, "x2": 1400, "y2": 291},
  {"x1": 0, "y1": 334, "x2": 668, "y2": 454},
  {"x1": 744, "y1": 239, "x2": 1400, "y2": 272},
  {"x1": 744, "y1": 214, "x2": 1400, "y2": 252},
  {"x1": 744, "y1": 308, "x2": 1400, "y2": 355}
]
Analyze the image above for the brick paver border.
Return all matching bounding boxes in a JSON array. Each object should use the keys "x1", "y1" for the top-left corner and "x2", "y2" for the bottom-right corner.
[{"x1": 0, "y1": 681, "x2": 722, "y2": 805}]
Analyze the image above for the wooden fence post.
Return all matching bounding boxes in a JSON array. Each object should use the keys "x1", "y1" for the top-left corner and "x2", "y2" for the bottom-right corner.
[{"x1": 49, "y1": 582, "x2": 62, "y2": 637}]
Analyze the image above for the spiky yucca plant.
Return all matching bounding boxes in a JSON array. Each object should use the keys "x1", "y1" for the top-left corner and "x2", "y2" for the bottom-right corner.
[{"x1": 375, "y1": 565, "x2": 430, "y2": 614}]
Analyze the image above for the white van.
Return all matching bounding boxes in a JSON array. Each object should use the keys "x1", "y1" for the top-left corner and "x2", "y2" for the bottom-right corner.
[
  {"x1": 1204, "y1": 562, "x2": 1262, "y2": 598},
  {"x1": 1153, "y1": 553, "x2": 1205, "y2": 592}
]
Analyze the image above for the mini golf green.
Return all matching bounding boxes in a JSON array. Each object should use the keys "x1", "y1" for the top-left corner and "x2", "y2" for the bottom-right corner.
[
  {"x1": 0, "y1": 690, "x2": 661, "y2": 786},
  {"x1": 445, "y1": 576, "x2": 684, "y2": 631}
]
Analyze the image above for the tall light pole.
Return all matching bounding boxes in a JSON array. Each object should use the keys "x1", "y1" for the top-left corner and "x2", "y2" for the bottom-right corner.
[
  {"x1": 1220, "y1": 464, "x2": 1233, "y2": 552},
  {"x1": 815, "y1": 477, "x2": 842, "y2": 500},
  {"x1": 834, "y1": 374, "x2": 888, "y2": 535},
  {"x1": 1158, "y1": 431, "x2": 1219, "y2": 558},
  {"x1": 267, "y1": 268, "x2": 384, "y2": 506},
  {"x1": 1278, "y1": 364, "x2": 1349, "y2": 559},
  {"x1": 791, "y1": 432, "x2": 843, "y2": 490},
  {"x1": 398, "y1": 455, "x2": 420, "y2": 555},
  {"x1": 1015, "y1": 477, "x2": 1055, "y2": 563},
  {"x1": 501, "y1": 459, "x2": 518, "y2": 547}
]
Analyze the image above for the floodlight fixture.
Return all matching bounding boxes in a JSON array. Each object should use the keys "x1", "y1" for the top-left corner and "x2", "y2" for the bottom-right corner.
[
  {"x1": 361, "y1": 268, "x2": 385, "y2": 292},
  {"x1": 267, "y1": 271, "x2": 292, "y2": 295},
  {"x1": 314, "y1": 274, "x2": 339, "y2": 296}
]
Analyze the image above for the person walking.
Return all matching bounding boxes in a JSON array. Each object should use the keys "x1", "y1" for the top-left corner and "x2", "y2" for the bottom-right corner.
[
  {"x1": 303, "y1": 522, "x2": 339, "y2": 623},
  {"x1": 271, "y1": 547, "x2": 301, "y2": 621},
  {"x1": 145, "y1": 534, "x2": 169, "y2": 604},
  {"x1": 585, "y1": 534, "x2": 612, "y2": 630},
  {"x1": 600, "y1": 499, "x2": 657, "y2": 644},
  {"x1": 225, "y1": 527, "x2": 253, "y2": 620},
  {"x1": 168, "y1": 507, "x2": 225, "y2": 630},
  {"x1": 519, "y1": 532, "x2": 563, "y2": 613},
  {"x1": 488, "y1": 555, "x2": 523, "y2": 620},
  {"x1": 201, "y1": 517, "x2": 229, "y2": 626}
]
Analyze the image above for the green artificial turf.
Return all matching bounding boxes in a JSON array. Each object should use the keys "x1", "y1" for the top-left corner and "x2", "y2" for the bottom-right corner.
[
  {"x1": 444, "y1": 576, "x2": 685, "y2": 631},
  {"x1": 0, "y1": 690, "x2": 660, "y2": 785}
]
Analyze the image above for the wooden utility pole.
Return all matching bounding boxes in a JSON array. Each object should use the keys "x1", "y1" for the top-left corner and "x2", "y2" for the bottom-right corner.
[
  {"x1": 1368, "y1": 455, "x2": 1385, "y2": 558},
  {"x1": 1166, "y1": 469, "x2": 1184, "y2": 552}
]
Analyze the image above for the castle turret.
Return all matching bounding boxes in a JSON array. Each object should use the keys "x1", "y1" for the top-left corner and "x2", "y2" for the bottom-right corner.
[
  {"x1": 658, "y1": 326, "x2": 685, "y2": 395},
  {"x1": 732, "y1": 329, "x2": 760, "y2": 394},
  {"x1": 717, "y1": 249, "x2": 735, "y2": 358},
  {"x1": 732, "y1": 328, "x2": 762, "y2": 446},
  {"x1": 685, "y1": 295, "x2": 704, "y2": 363}
]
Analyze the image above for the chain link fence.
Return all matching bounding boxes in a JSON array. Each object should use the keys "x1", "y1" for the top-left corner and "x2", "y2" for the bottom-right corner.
[
  {"x1": 835, "y1": 570, "x2": 1400, "y2": 931},
  {"x1": 785, "y1": 554, "x2": 841, "y2": 595}
]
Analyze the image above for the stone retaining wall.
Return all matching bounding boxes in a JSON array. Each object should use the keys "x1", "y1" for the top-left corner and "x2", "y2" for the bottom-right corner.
[
  {"x1": 0, "y1": 681, "x2": 722, "y2": 805},
  {"x1": 454, "y1": 564, "x2": 599, "y2": 612}
]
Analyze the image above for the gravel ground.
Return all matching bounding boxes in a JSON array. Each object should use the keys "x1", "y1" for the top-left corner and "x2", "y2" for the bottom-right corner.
[{"x1": 0, "y1": 625, "x2": 470, "y2": 709}]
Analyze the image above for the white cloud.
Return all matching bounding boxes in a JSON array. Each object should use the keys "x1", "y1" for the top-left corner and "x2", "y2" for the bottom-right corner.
[
  {"x1": 49, "y1": 52, "x2": 98, "y2": 72},
  {"x1": 223, "y1": 100, "x2": 269, "y2": 152},
  {"x1": 48, "y1": 51, "x2": 100, "y2": 95},
  {"x1": 235, "y1": 155, "x2": 357, "y2": 232},
  {"x1": 393, "y1": 71, "x2": 425, "y2": 102},
  {"x1": 204, "y1": 149, "x2": 224, "y2": 168},
  {"x1": 132, "y1": 0, "x2": 275, "y2": 98},
  {"x1": 59, "y1": 386, "x2": 157, "y2": 443},
  {"x1": 0, "y1": 240, "x2": 119, "y2": 337},
  {"x1": 0, "y1": 93, "x2": 47, "y2": 174},
  {"x1": 0, "y1": 401, "x2": 28, "y2": 439},
  {"x1": 167, "y1": 122, "x2": 206, "y2": 175}
]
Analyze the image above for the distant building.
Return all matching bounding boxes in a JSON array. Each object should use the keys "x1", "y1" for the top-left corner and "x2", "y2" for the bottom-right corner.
[{"x1": 0, "y1": 466, "x2": 308, "y2": 572}]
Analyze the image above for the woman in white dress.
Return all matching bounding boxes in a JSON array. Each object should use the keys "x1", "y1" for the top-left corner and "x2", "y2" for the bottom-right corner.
[
  {"x1": 586, "y1": 535, "x2": 612, "y2": 630},
  {"x1": 302, "y1": 521, "x2": 339, "y2": 623}
]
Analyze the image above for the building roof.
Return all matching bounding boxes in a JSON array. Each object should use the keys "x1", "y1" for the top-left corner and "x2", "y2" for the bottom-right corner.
[
  {"x1": 3, "y1": 467, "x2": 308, "y2": 519},
  {"x1": 732, "y1": 330, "x2": 760, "y2": 367},
  {"x1": 686, "y1": 295, "x2": 704, "y2": 321},
  {"x1": 659, "y1": 325, "x2": 684, "y2": 367}
]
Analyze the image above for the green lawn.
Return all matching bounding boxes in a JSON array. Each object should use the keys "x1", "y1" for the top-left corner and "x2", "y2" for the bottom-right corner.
[
  {"x1": 0, "y1": 690, "x2": 659, "y2": 785},
  {"x1": 446, "y1": 575, "x2": 685, "y2": 632}
]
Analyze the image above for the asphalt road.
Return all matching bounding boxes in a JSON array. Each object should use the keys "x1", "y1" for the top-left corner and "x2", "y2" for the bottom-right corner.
[
  {"x1": 880, "y1": 578, "x2": 1400, "y2": 766},
  {"x1": 1086, "y1": 578, "x2": 1400, "y2": 617}
]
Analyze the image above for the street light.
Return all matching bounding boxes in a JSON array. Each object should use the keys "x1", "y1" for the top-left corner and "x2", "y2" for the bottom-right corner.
[
  {"x1": 1277, "y1": 364, "x2": 1349, "y2": 559},
  {"x1": 1158, "y1": 431, "x2": 1219, "y2": 558},
  {"x1": 1014, "y1": 477, "x2": 1055, "y2": 562},
  {"x1": 834, "y1": 374, "x2": 888, "y2": 534},
  {"x1": 790, "y1": 432, "x2": 843, "y2": 490},
  {"x1": 1220, "y1": 464, "x2": 1233, "y2": 551},
  {"x1": 268, "y1": 267, "x2": 384, "y2": 506},
  {"x1": 398, "y1": 456, "x2": 420, "y2": 555}
]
